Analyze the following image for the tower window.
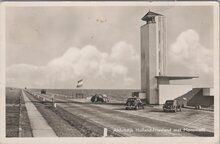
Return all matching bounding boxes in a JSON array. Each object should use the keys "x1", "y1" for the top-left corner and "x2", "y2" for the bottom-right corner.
[
  {"x1": 158, "y1": 50, "x2": 161, "y2": 75},
  {"x1": 147, "y1": 17, "x2": 156, "y2": 24},
  {"x1": 158, "y1": 30, "x2": 161, "y2": 44}
]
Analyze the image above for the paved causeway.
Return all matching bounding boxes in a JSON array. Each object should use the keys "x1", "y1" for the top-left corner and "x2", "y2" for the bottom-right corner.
[{"x1": 22, "y1": 90, "x2": 57, "y2": 137}]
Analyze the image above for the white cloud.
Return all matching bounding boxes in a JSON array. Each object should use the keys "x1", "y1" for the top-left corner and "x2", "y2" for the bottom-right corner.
[
  {"x1": 111, "y1": 41, "x2": 139, "y2": 62},
  {"x1": 168, "y1": 29, "x2": 213, "y2": 75},
  {"x1": 6, "y1": 41, "x2": 140, "y2": 88}
]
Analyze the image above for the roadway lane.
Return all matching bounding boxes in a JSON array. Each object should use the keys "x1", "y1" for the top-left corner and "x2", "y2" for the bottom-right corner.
[
  {"x1": 57, "y1": 102, "x2": 194, "y2": 136},
  {"x1": 38, "y1": 93, "x2": 213, "y2": 137},
  {"x1": 43, "y1": 93, "x2": 214, "y2": 133},
  {"x1": 90, "y1": 102, "x2": 214, "y2": 133},
  {"x1": 64, "y1": 97, "x2": 214, "y2": 133}
]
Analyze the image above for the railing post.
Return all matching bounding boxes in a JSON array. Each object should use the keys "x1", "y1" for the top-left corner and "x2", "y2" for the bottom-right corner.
[
  {"x1": 103, "y1": 128, "x2": 107, "y2": 137},
  {"x1": 18, "y1": 91, "x2": 23, "y2": 137},
  {"x1": 53, "y1": 103, "x2": 57, "y2": 108}
]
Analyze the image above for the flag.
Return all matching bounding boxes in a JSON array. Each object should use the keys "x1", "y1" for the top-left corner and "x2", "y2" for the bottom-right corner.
[{"x1": 76, "y1": 79, "x2": 83, "y2": 88}]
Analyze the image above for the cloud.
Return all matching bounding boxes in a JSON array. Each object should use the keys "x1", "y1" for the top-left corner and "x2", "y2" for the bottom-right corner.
[
  {"x1": 168, "y1": 29, "x2": 213, "y2": 75},
  {"x1": 111, "y1": 41, "x2": 139, "y2": 62},
  {"x1": 6, "y1": 41, "x2": 140, "y2": 88}
]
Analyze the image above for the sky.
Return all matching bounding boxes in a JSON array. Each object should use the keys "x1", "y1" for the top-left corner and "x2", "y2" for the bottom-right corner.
[{"x1": 5, "y1": 5, "x2": 214, "y2": 89}]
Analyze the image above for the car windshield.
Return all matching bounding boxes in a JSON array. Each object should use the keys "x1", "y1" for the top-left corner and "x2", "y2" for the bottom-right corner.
[
  {"x1": 165, "y1": 101, "x2": 173, "y2": 104},
  {"x1": 102, "y1": 94, "x2": 107, "y2": 98},
  {"x1": 127, "y1": 98, "x2": 136, "y2": 102}
]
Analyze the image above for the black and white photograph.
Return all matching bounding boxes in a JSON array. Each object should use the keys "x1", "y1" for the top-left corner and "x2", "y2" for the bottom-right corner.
[{"x1": 0, "y1": 1, "x2": 219, "y2": 144}]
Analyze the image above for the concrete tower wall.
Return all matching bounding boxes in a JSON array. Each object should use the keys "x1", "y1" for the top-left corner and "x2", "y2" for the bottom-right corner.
[
  {"x1": 141, "y1": 15, "x2": 166, "y2": 104},
  {"x1": 141, "y1": 24, "x2": 149, "y2": 102},
  {"x1": 159, "y1": 85, "x2": 192, "y2": 104},
  {"x1": 141, "y1": 23, "x2": 159, "y2": 104},
  {"x1": 140, "y1": 12, "x2": 197, "y2": 105},
  {"x1": 156, "y1": 16, "x2": 166, "y2": 76},
  {"x1": 149, "y1": 23, "x2": 159, "y2": 104}
]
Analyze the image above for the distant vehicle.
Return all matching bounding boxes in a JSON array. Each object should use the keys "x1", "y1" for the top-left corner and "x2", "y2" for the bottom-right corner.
[
  {"x1": 91, "y1": 94, "x2": 109, "y2": 103},
  {"x1": 163, "y1": 100, "x2": 181, "y2": 112},
  {"x1": 125, "y1": 97, "x2": 144, "y2": 110},
  {"x1": 41, "y1": 89, "x2": 46, "y2": 94}
]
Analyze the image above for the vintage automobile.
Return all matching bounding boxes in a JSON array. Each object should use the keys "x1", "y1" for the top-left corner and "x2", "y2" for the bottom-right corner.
[
  {"x1": 125, "y1": 97, "x2": 144, "y2": 110},
  {"x1": 41, "y1": 89, "x2": 46, "y2": 94},
  {"x1": 91, "y1": 94, "x2": 109, "y2": 103},
  {"x1": 163, "y1": 100, "x2": 181, "y2": 112}
]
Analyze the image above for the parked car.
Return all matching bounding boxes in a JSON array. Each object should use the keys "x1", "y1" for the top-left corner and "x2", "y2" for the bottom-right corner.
[
  {"x1": 125, "y1": 97, "x2": 144, "y2": 110},
  {"x1": 163, "y1": 100, "x2": 181, "y2": 112},
  {"x1": 91, "y1": 94, "x2": 109, "y2": 103},
  {"x1": 41, "y1": 89, "x2": 46, "y2": 94}
]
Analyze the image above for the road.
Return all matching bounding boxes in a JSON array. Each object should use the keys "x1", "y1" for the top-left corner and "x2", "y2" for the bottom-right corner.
[
  {"x1": 31, "y1": 92, "x2": 214, "y2": 137},
  {"x1": 22, "y1": 90, "x2": 57, "y2": 137}
]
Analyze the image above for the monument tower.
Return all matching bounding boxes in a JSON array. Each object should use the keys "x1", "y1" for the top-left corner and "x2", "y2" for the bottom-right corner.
[
  {"x1": 141, "y1": 11, "x2": 167, "y2": 104},
  {"x1": 141, "y1": 11, "x2": 198, "y2": 105}
]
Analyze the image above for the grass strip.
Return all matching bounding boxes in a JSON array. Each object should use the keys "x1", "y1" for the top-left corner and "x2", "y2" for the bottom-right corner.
[
  {"x1": 49, "y1": 105, "x2": 124, "y2": 137},
  {"x1": 25, "y1": 91, "x2": 83, "y2": 137}
]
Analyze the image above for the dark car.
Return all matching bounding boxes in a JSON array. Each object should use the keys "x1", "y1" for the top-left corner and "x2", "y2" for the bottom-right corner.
[
  {"x1": 163, "y1": 100, "x2": 181, "y2": 112},
  {"x1": 41, "y1": 89, "x2": 46, "y2": 94},
  {"x1": 125, "y1": 97, "x2": 144, "y2": 110},
  {"x1": 91, "y1": 94, "x2": 109, "y2": 103}
]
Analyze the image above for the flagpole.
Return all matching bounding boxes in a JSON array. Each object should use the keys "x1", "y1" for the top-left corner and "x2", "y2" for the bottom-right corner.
[
  {"x1": 76, "y1": 79, "x2": 84, "y2": 99},
  {"x1": 81, "y1": 86, "x2": 83, "y2": 99},
  {"x1": 76, "y1": 81, "x2": 78, "y2": 99},
  {"x1": 81, "y1": 79, "x2": 83, "y2": 98}
]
